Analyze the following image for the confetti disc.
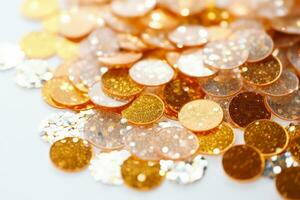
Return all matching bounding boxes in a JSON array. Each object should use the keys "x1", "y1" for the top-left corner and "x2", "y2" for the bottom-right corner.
[
  {"x1": 222, "y1": 145, "x2": 265, "y2": 181},
  {"x1": 158, "y1": 0, "x2": 206, "y2": 16},
  {"x1": 121, "y1": 157, "x2": 164, "y2": 190},
  {"x1": 207, "y1": 26, "x2": 232, "y2": 42},
  {"x1": 129, "y1": 59, "x2": 174, "y2": 86},
  {"x1": 122, "y1": 94, "x2": 164, "y2": 125},
  {"x1": 239, "y1": 56, "x2": 282, "y2": 86},
  {"x1": 197, "y1": 123, "x2": 235, "y2": 155},
  {"x1": 163, "y1": 76, "x2": 204, "y2": 113},
  {"x1": 20, "y1": 31, "x2": 57, "y2": 59},
  {"x1": 266, "y1": 90, "x2": 300, "y2": 121},
  {"x1": 98, "y1": 52, "x2": 143, "y2": 66},
  {"x1": 111, "y1": 0, "x2": 156, "y2": 18},
  {"x1": 102, "y1": 68, "x2": 144, "y2": 99},
  {"x1": 287, "y1": 43, "x2": 300, "y2": 72},
  {"x1": 276, "y1": 167, "x2": 300, "y2": 200},
  {"x1": 178, "y1": 99, "x2": 223, "y2": 132},
  {"x1": 244, "y1": 120, "x2": 289, "y2": 156},
  {"x1": 21, "y1": 0, "x2": 59, "y2": 19},
  {"x1": 55, "y1": 37, "x2": 79, "y2": 60},
  {"x1": 229, "y1": 92, "x2": 271, "y2": 128},
  {"x1": 176, "y1": 49, "x2": 218, "y2": 78},
  {"x1": 117, "y1": 33, "x2": 148, "y2": 51},
  {"x1": 48, "y1": 77, "x2": 90, "y2": 107},
  {"x1": 0, "y1": 43, "x2": 25, "y2": 71},
  {"x1": 254, "y1": 0, "x2": 293, "y2": 19},
  {"x1": 50, "y1": 137, "x2": 93, "y2": 172},
  {"x1": 168, "y1": 25, "x2": 208, "y2": 47},
  {"x1": 202, "y1": 40, "x2": 249, "y2": 70},
  {"x1": 84, "y1": 111, "x2": 127, "y2": 150},
  {"x1": 204, "y1": 95, "x2": 233, "y2": 123},
  {"x1": 230, "y1": 19, "x2": 264, "y2": 31},
  {"x1": 42, "y1": 79, "x2": 66, "y2": 109},
  {"x1": 290, "y1": 136, "x2": 300, "y2": 163},
  {"x1": 273, "y1": 32, "x2": 300, "y2": 48},
  {"x1": 141, "y1": 30, "x2": 176, "y2": 50},
  {"x1": 271, "y1": 15, "x2": 300, "y2": 35},
  {"x1": 155, "y1": 127, "x2": 199, "y2": 160},
  {"x1": 42, "y1": 13, "x2": 61, "y2": 34}
]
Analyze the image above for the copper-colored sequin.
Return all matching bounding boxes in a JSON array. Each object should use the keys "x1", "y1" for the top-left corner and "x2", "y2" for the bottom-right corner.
[
  {"x1": 122, "y1": 94, "x2": 164, "y2": 125},
  {"x1": 98, "y1": 52, "x2": 143, "y2": 66},
  {"x1": 276, "y1": 167, "x2": 300, "y2": 200},
  {"x1": 244, "y1": 120, "x2": 289, "y2": 156},
  {"x1": 102, "y1": 68, "x2": 144, "y2": 99},
  {"x1": 271, "y1": 15, "x2": 300, "y2": 35},
  {"x1": 163, "y1": 77, "x2": 204, "y2": 113},
  {"x1": 50, "y1": 137, "x2": 93, "y2": 172},
  {"x1": 290, "y1": 136, "x2": 300, "y2": 163},
  {"x1": 239, "y1": 56, "x2": 282, "y2": 86},
  {"x1": 229, "y1": 92, "x2": 271, "y2": 128},
  {"x1": 42, "y1": 79, "x2": 66, "y2": 109},
  {"x1": 197, "y1": 123, "x2": 235, "y2": 155},
  {"x1": 222, "y1": 145, "x2": 264, "y2": 181},
  {"x1": 287, "y1": 43, "x2": 300, "y2": 72},
  {"x1": 121, "y1": 157, "x2": 164, "y2": 190}
]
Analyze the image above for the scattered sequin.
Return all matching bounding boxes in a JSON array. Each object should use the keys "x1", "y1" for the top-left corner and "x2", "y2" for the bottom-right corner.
[
  {"x1": 117, "y1": 33, "x2": 148, "y2": 51},
  {"x1": 141, "y1": 30, "x2": 176, "y2": 50},
  {"x1": 98, "y1": 51, "x2": 143, "y2": 66},
  {"x1": 55, "y1": 37, "x2": 79, "y2": 60},
  {"x1": 0, "y1": 43, "x2": 25, "y2": 71},
  {"x1": 158, "y1": 0, "x2": 206, "y2": 16},
  {"x1": 271, "y1": 15, "x2": 300, "y2": 35},
  {"x1": 287, "y1": 43, "x2": 300, "y2": 72},
  {"x1": 276, "y1": 167, "x2": 300, "y2": 200},
  {"x1": 21, "y1": 0, "x2": 59, "y2": 19},
  {"x1": 111, "y1": 0, "x2": 156, "y2": 18},
  {"x1": 290, "y1": 136, "x2": 300, "y2": 163}
]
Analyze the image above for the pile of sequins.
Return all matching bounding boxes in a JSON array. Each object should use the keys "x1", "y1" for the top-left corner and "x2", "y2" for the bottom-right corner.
[{"x1": 2, "y1": 0, "x2": 300, "y2": 198}]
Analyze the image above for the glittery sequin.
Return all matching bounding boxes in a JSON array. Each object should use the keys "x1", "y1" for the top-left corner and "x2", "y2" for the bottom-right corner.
[{"x1": 276, "y1": 167, "x2": 300, "y2": 200}]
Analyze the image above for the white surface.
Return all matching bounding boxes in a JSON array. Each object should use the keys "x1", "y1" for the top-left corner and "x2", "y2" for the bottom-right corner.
[{"x1": 0, "y1": 1, "x2": 282, "y2": 199}]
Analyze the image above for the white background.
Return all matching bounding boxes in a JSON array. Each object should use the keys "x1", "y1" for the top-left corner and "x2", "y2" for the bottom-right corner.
[{"x1": 0, "y1": 0, "x2": 282, "y2": 199}]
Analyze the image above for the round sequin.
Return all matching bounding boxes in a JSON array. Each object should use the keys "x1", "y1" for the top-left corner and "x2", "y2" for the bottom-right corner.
[
  {"x1": 266, "y1": 90, "x2": 300, "y2": 121},
  {"x1": 163, "y1": 76, "x2": 204, "y2": 113},
  {"x1": 222, "y1": 145, "x2": 264, "y2": 181},
  {"x1": 121, "y1": 157, "x2": 164, "y2": 190},
  {"x1": 21, "y1": 0, "x2": 59, "y2": 19},
  {"x1": 48, "y1": 77, "x2": 90, "y2": 107},
  {"x1": 155, "y1": 127, "x2": 199, "y2": 160},
  {"x1": 287, "y1": 123, "x2": 300, "y2": 140},
  {"x1": 111, "y1": 0, "x2": 156, "y2": 18},
  {"x1": 122, "y1": 94, "x2": 164, "y2": 125},
  {"x1": 202, "y1": 40, "x2": 249, "y2": 69},
  {"x1": 20, "y1": 31, "x2": 57, "y2": 59},
  {"x1": 129, "y1": 59, "x2": 174, "y2": 86},
  {"x1": 290, "y1": 136, "x2": 300, "y2": 163},
  {"x1": 42, "y1": 13, "x2": 60, "y2": 34},
  {"x1": 254, "y1": 0, "x2": 293, "y2": 19},
  {"x1": 176, "y1": 49, "x2": 218, "y2": 78},
  {"x1": 168, "y1": 25, "x2": 208, "y2": 47},
  {"x1": 42, "y1": 79, "x2": 65, "y2": 109},
  {"x1": 89, "y1": 81, "x2": 131, "y2": 108},
  {"x1": 229, "y1": 92, "x2": 271, "y2": 128},
  {"x1": 98, "y1": 52, "x2": 143, "y2": 66},
  {"x1": 50, "y1": 137, "x2": 93, "y2": 172},
  {"x1": 239, "y1": 56, "x2": 282, "y2": 86},
  {"x1": 158, "y1": 0, "x2": 206, "y2": 16},
  {"x1": 271, "y1": 15, "x2": 300, "y2": 35},
  {"x1": 273, "y1": 32, "x2": 300, "y2": 48},
  {"x1": 207, "y1": 26, "x2": 232, "y2": 42},
  {"x1": 160, "y1": 155, "x2": 208, "y2": 184},
  {"x1": 141, "y1": 30, "x2": 176, "y2": 50},
  {"x1": 178, "y1": 99, "x2": 223, "y2": 132},
  {"x1": 117, "y1": 33, "x2": 148, "y2": 51},
  {"x1": 197, "y1": 123, "x2": 235, "y2": 155},
  {"x1": 55, "y1": 37, "x2": 79, "y2": 60},
  {"x1": 287, "y1": 43, "x2": 300, "y2": 72},
  {"x1": 276, "y1": 167, "x2": 300, "y2": 200},
  {"x1": 244, "y1": 120, "x2": 289, "y2": 156},
  {"x1": 230, "y1": 19, "x2": 264, "y2": 31},
  {"x1": 0, "y1": 43, "x2": 24, "y2": 71},
  {"x1": 204, "y1": 95, "x2": 233, "y2": 123},
  {"x1": 84, "y1": 111, "x2": 127, "y2": 150},
  {"x1": 102, "y1": 68, "x2": 144, "y2": 99}
]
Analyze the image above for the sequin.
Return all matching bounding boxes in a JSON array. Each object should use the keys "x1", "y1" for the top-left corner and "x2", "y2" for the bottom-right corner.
[
  {"x1": 0, "y1": 43, "x2": 25, "y2": 71},
  {"x1": 158, "y1": 0, "x2": 206, "y2": 16},
  {"x1": 229, "y1": 92, "x2": 271, "y2": 128},
  {"x1": 20, "y1": 31, "x2": 57, "y2": 59},
  {"x1": 83, "y1": 111, "x2": 128, "y2": 150},
  {"x1": 197, "y1": 123, "x2": 235, "y2": 155},
  {"x1": 141, "y1": 30, "x2": 176, "y2": 50},
  {"x1": 102, "y1": 68, "x2": 144, "y2": 99},
  {"x1": 111, "y1": 0, "x2": 156, "y2": 18},
  {"x1": 287, "y1": 43, "x2": 300, "y2": 72},
  {"x1": 207, "y1": 26, "x2": 232, "y2": 42},
  {"x1": 239, "y1": 56, "x2": 282, "y2": 86},
  {"x1": 21, "y1": 0, "x2": 59, "y2": 19},
  {"x1": 42, "y1": 13, "x2": 61, "y2": 34},
  {"x1": 244, "y1": 120, "x2": 289, "y2": 156},
  {"x1": 117, "y1": 33, "x2": 148, "y2": 51},
  {"x1": 276, "y1": 167, "x2": 300, "y2": 200},
  {"x1": 89, "y1": 150, "x2": 131, "y2": 185},
  {"x1": 121, "y1": 157, "x2": 164, "y2": 190},
  {"x1": 273, "y1": 32, "x2": 300, "y2": 48},
  {"x1": 55, "y1": 37, "x2": 79, "y2": 60},
  {"x1": 42, "y1": 79, "x2": 66, "y2": 109},
  {"x1": 204, "y1": 95, "x2": 233, "y2": 123},
  {"x1": 178, "y1": 99, "x2": 223, "y2": 132},
  {"x1": 287, "y1": 123, "x2": 300, "y2": 140},
  {"x1": 254, "y1": 0, "x2": 293, "y2": 19},
  {"x1": 160, "y1": 155, "x2": 208, "y2": 184},
  {"x1": 271, "y1": 15, "x2": 300, "y2": 35},
  {"x1": 202, "y1": 40, "x2": 249, "y2": 69},
  {"x1": 50, "y1": 137, "x2": 93, "y2": 172},
  {"x1": 222, "y1": 145, "x2": 264, "y2": 181},
  {"x1": 230, "y1": 19, "x2": 264, "y2": 31},
  {"x1": 122, "y1": 94, "x2": 164, "y2": 125},
  {"x1": 129, "y1": 59, "x2": 174, "y2": 86},
  {"x1": 290, "y1": 136, "x2": 300, "y2": 163},
  {"x1": 98, "y1": 52, "x2": 143, "y2": 66}
]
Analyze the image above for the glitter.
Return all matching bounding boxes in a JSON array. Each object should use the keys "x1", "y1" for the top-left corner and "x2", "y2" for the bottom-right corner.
[
  {"x1": 0, "y1": 43, "x2": 25, "y2": 71},
  {"x1": 222, "y1": 145, "x2": 264, "y2": 181},
  {"x1": 121, "y1": 157, "x2": 164, "y2": 190},
  {"x1": 98, "y1": 51, "x2": 142, "y2": 66},
  {"x1": 160, "y1": 155, "x2": 208, "y2": 184},
  {"x1": 197, "y1": 123, "x2": 235, "y2": 155},
  {"x1": 14, "y1": 60, "x2": 53, "y2": 88},
  {"x1": 129, "y1": 59, "x2": 174, "y2": 86},
  {"x1": 122, "y1": 94, "x2": 164, "y2": 125},
  {"x1": 178, "y1": 99, "x2": 223, "y2": 132},
  {"x1": 111, "y1": 0, "x2": 157, "y2": 18},
  {"x1": 276, "y1": 167, "x2": 300, "y2": 200},
  {"x1": 89, "y1": 150, "x2": 131, "y2": 185},
  {"x1": 50, "y1": 137, "x2": 93, "y2": 172},
  {"x1": 290, "y1": 136, "x2": 300, "y2": 163},
  {"x1": 229, "y1": 92, "x2": 271, "y2": 128},
  {"x1": 244, "y1": 120, "x2": 289, "y2": 156}
]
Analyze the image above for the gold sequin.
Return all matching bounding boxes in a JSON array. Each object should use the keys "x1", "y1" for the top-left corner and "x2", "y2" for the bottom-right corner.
[
  {"x1": 121, "y1": 157, "x2": 164, "y2": 190},
  {"x1": 239, "y1": 56, "x2": 282, "y2": 86},
  {"x1": 244, "y1": 120, "x2": 289, "y2": 156},
  {"x1": 50, "y1": 137, "x2": 93, "y2": 172},
  {"x1": 20, "y1": 31, "x2": 57, "y2": 59},
  {"x1": 290, "y1": 136, "x2": 300, "y2": 163},
  {"x1": 197, "y1": 123, "x2": 235, "y2": 155},
  {"x1": 42, "y1": 13, "x2": 61, "y2": 33},
  {"x1": 102, "y1": 68, "x2": 144, "y2": 99},
  {"x1": 41, "y1": 79, "x2": 66, "y2": 109},
  {"x1": 276, "y1": 167, "x2": 300, "y2": 200},
  {"x1": 287, "y1": 123, "x2": 300, "y2": 140},
  {"x1": 55, "y1": 37, "x2": 79, "y2": 60},
  {"x1": 122, "y1": 94, "x2": 164, "y2": 125},
  {"x1": 21, "y1": 0, "x2": 59, "y2": 20},
  {"x1": 222, "y1": 145, "x2": 264, "y2": 181}
]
